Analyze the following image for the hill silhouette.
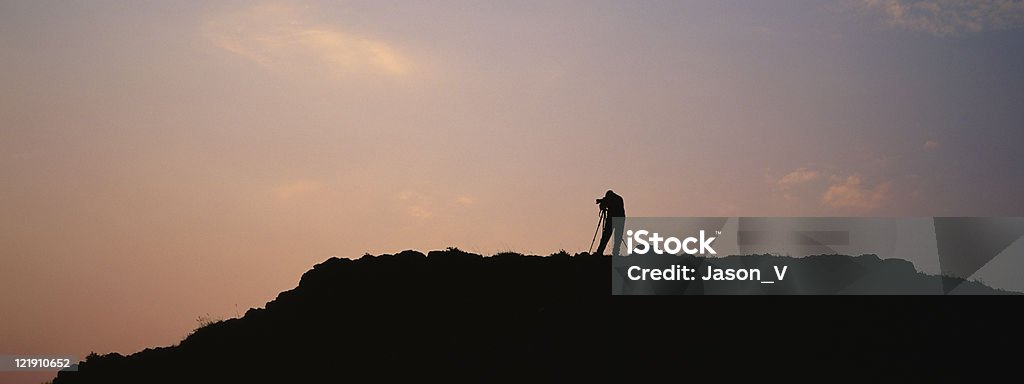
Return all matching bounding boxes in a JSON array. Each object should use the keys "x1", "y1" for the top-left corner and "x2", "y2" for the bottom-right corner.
[{"x1": 51, "y1": 249, "x2": 1018, "y2": 383}]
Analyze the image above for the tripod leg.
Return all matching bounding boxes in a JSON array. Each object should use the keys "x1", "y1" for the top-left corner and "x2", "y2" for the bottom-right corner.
[{"x1": 588, "y1": 211, "x2": 604, "y2": 254}]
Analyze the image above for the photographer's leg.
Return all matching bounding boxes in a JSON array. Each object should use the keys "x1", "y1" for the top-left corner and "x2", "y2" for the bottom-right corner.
[{"x1": 611, "y1": 218, "x2": 625, "y2": 256}]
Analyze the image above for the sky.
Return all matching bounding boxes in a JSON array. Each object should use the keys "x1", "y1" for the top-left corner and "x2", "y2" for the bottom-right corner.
[{"x1": 2, "y1": 0, "x2": 1023, "y2": 381}]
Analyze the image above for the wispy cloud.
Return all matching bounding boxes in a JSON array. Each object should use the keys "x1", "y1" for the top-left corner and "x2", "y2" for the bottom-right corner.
[
  {"x1": 861, "y1": 0, "x2": 1024, "y2": 36},
  {"x1": 397, "y1": 191, "x2": 433, "y2": 218},
  {"x1": 406, "y1": 206, "x2": 433, "y2": 219},
  {"x1": 777, "y1": 168, "x2": 821, "y2": 187},
  {"x1": 820, "y1": 175, "x2": 892, "y2": 211},
  {"x1": 204, "y1": 2, "x2": 412, "y2": 78},
  {"x1": 395, "y1": 192, "x2": 477, "y2": 219},
  {"x1": 770, "y1": 167, "x2": 826, "y2": 203},
  {"x1": 273, "y1": 180, "x2": 322, "y2": 200}
]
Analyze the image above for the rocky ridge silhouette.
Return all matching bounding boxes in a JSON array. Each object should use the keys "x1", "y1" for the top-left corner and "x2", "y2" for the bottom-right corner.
[{"x1": 52, "y1": 249, "x2": 1017, "y2": 383}]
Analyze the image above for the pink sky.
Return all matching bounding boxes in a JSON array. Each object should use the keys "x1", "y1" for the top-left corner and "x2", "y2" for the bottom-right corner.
[{"x1": 2, "y1": 1, "x2": 1023, "y2": 382}]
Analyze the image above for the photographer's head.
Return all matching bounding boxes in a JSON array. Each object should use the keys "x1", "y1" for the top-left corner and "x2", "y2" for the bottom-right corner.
[{"x1": 596, "y1": 190, "x2": 617, "y2": 211}]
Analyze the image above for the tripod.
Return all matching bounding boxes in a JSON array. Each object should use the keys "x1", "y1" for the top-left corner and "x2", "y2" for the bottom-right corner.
[{"x1": 588, "y1": 209, "x2": 607, "y2": 254}]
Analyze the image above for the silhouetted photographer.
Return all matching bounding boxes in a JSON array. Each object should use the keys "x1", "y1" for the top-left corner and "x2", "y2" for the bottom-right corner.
[{"x1": 592, "y1": 190, "x2": 625, "y2": 256}]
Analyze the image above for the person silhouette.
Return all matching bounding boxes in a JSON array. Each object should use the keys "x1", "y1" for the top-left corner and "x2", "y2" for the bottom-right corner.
[{"x1": 593, "y1": 190, "x2": 626, "y2": 256}]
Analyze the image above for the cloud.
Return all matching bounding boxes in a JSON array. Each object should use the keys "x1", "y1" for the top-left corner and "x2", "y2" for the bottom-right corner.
[
  {"x1": 924, "y1": 139, "x2": 940, "y2": 149},
  {"x1": 770, "y1": 167, "x2": 825, "y2": 202},
  {"x1": 777, "y1": 168, "x2": 821, "y2": 187},
  {"x1": 204, "y1": 2, "x2": 411, "y2": 78},
  {"x1": 861, "y1": 0, "x2": 1024, "y2": 36},
  {"x1": 406, "y1": 206, "x2": 433, "y2": 219},
  {"x1": 820, "y1": 175, "x2": 892, "y2": 210},
  {"x1": 395, "y1": 192, "x2": 477, "y2": 219},
  {"x1": 273, "y1": 180, "x2": 322, "y2": 200},
  {"x1": 397, "y1": 191, "x2": 433, "y2": 219}
]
